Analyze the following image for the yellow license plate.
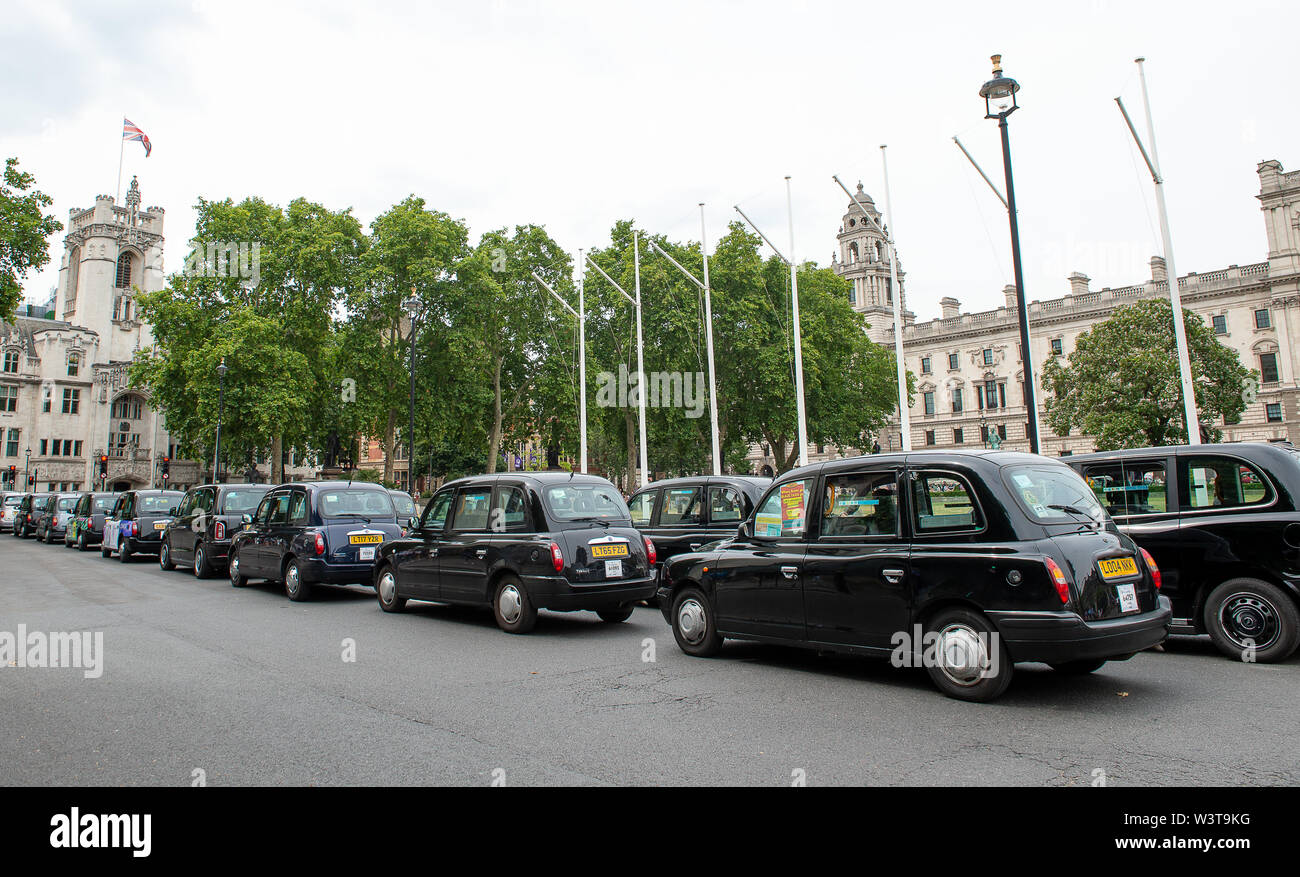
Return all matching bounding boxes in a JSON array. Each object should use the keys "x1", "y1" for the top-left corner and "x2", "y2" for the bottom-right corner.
[
  {"x1": 349, "y1": 533, "x2": 383, "y2": 545},
  {"x1": 1098, "y1": 557, "x2": 1138, "y2": 580},
  {"x1": 154, "y1": 521, "x2": 168, "y2": 530},
  {"x1": 590, "y1": 543, "x2": 629, "y2": 558}
]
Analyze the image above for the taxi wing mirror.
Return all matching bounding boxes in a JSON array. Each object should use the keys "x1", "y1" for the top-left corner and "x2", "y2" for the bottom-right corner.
[{"x1": 738, "y1": 519, "x2": 753, "y2": 540}]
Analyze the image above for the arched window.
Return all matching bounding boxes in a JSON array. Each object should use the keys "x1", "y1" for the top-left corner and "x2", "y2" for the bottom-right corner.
[
  {"x1": 115, "y1": 251, "x2": 134, "y2": 289},
  {"x1": 849, "y1": 242, "x2": 859, "y2": 263}
]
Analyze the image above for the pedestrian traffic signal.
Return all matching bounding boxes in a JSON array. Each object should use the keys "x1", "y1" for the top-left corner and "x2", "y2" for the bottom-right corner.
[
  {"x1": 161, "y1": 457, "x2": 170, "y2": 481},
  {"x1": 98, "y1": 455, "x2": 109, "y2": 478}
]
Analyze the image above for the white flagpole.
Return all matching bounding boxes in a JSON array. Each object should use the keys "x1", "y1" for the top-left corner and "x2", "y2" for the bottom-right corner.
[
  {"x1": 879, "y1": 146, "x2": 912, "y2": 452},
  {"x1": 633, "y1": 232, "x2": 649, "y2": 487},
  {"x1": 785, "y1": 177, "x2": 809, "y2": 469},
  {"x1": 699, "y1": 205, "x2": 722, "y2": 476},
  {"x1": 578, "y1": 249, "x2": 588, "y2": 473},
  {"x1": 115, "y1": 117, "x2": 125, "y2": 204}
]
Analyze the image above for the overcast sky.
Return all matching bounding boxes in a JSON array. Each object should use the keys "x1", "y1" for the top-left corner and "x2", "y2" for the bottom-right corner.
[{"x1": 5, "y1": 0, "x2": 1297, "y2": 322}]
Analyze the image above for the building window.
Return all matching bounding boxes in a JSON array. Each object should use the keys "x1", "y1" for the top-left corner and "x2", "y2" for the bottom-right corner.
[
  {"x1": 1259, "y1": 352, "x2": 1280, "y2": 384},
  {"x1": 0, "y1": 385, "x2": 15, "y2": 413},
  {"x1": 975, "y1": 385, "x2": 984, "y2": 410},
  {"x1": 982, "y1": 349, "x2": 994, "y2": 366},
  {"x1": 923, "y1": 392, "x2": 935, "y2": 415},
  {"x1": 952, "y1": 387, "x2": 963, "y2": 413},
  {"x1": 4, "y1": 428, "x2": 18, "y2": 457},
  {"x1": 985, "y1": 380, "x2": 1000, "y2": 409},
  {"x1": 115, "y1": 251, "x2": 134, "y2": 289},
  {"x1": 39, "y1": 438, "x2": 48, "y2": 456},
  {"x1": 2, "y1": 350, "x2": 17, "y2": 373},
  {"x1": 1254, "y1": 309, "x2": 1271, "y2": 330},
  {"x1": 73, "y1": 440, "x2": 83, "y2": 457},
  {"x1": 61, "y1": 388, "x2": 80, "y2": 414},
  {"x1": 948, "y1": 352, "x2": 959, "y2": 371},
  {"x1": 848, "y1": 283, "x2": 856, "y2": 306},
  {"x1": 1212, "y1": 314, "x2": 1228, "y2": 335},
  {"x1": 1060, "y1": 450, "x2": 1073, "y2": 457},
  {"x1": 998, "y1": 424, "x2": 1008, "y2": 440},
  {"x1": 924, "y1": 430, "x2": 936, "y2": 446},
  {"x1": 1266, "y1": 403, "x2": 1283, "y2": 423},
  {"x1": 953, "y1": 428, "x2": 964, "y2": 444},
  {"x1": 67, "y1": 354, "x2": 80, "y2": 377},
  {"x1": 921, "y1": 356, "x2": 931, "y2": 375},
  {"x1": 999, "y1": 383, "x2": 1007, "y2": 409},
  {"x1": 980, "y1": 424, "x2": 989, "y2": 443},
  {"x1": 1050, "y1": 338, "x2": 1063, "y2": 356}
]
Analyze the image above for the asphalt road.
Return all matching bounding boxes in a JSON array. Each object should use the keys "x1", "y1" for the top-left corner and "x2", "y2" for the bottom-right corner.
[{"x1": 2, "y1": 535, "x2": 1297, "y2": 786}]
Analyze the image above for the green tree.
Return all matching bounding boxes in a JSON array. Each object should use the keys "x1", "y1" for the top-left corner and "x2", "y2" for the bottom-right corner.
[
  {"x1": 1041, "y1": 298, "x2": 1251, "y2": 449},
  {"x1": 0, "y1": 158, "x2": 62, "y2": 321}
]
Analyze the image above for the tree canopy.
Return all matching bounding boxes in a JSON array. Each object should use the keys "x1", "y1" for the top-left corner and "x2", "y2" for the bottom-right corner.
[{"x1": 0, "y1": 157, "x2": 63, "y2": 321}]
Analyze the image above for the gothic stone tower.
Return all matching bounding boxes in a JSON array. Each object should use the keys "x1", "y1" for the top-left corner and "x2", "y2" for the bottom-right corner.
[{"x1": 831, "y1": 182, "x2": 913, "y2": 344}]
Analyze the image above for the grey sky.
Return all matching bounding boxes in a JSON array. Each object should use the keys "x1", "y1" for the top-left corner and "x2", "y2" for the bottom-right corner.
[{"x1": 4, "y1": 0, "x2": 1296, "y2": 322}]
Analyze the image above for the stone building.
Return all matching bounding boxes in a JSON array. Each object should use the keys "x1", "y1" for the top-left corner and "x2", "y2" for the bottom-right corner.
[{"x1": 748, "y1": 158, "x2": 1299, "y2": 473}]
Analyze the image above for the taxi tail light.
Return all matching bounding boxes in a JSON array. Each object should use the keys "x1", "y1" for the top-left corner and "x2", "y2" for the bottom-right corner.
[
  {"x1": 130, "y1": 521, "x2": 138, "y2": 537},
  {"x1": 1044, "y1": 557, "x2": 1071, "y2": 604},
  {"x1": 313, "y1": 531, "x2": 326, "y2": 556},
  {"x1": 644, "y1": 536, "x2": 657, "y2": 566},
  {"x1": 214, "y1": 520, "x2": 226, "y2": 541},
  {"x1": 1139, "y1": 548, "x2": 1161, "y2": 590},
  {"x1": 549, "y1": 541, "x2": 564, "y2": 573}
]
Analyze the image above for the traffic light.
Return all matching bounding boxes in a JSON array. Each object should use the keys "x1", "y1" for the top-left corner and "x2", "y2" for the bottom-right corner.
[
  {"x1": 4, "y1": 465, "x2": 13, "y2": 487},
  {"x1": 161, "y1": 457, "x2": 170, "y2": 481},
  {"x1": 98, "y1": 455, "x2": 108, "y2": 479}
]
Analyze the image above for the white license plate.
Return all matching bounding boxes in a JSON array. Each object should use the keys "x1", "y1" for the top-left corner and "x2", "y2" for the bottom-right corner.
[
  {"x1": 604, "y1": 559, "x2": 623, "y2": 579},
  {"x1": 358, "y1": 546, "x2": 375, "y2": 561},
  {"x1": 1116, "y1": 583, "x2": 1138, "y2": 614}
]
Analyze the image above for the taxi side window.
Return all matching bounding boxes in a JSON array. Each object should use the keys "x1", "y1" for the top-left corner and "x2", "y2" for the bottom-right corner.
[
  {"x1": 288, "y1": 491, "x2": 309, "y2": 525},
  {"x1": 491, "y1": 485, "x2": 531, "y2": 533},
  {"x1": 1182, "y1": 457, "x2": 1271, "y2": 510},
  {"x1": 268, "y1": 493, "x2": 292, "y2": 525},
  {"x1": 177, "y1": 492, "x2": 197, "y2": 518},
  {"x1": 421, "y1": 490, "x2": 453, "y2": 532},
  {"x1": 753, "y1": 478, "x2": 814, "y2": 538},
  {"x1": 255, "y1": 495, "x2": 275, "y2": 526},
  {"x1": 1083, "y1": 460, "x2": 1167, "y2": 516},
  {"x1": 910, "y1": 471, "x2": 983, "y2": 534},
  {"x1": 453, "y1": 488, "x2": 492, "y2": 531},
  {"x1": 708, "y1": 487, "x2": 744, "y2": 524},
  {"x1": 821, "y1": 471, "x2": 899, "y2": 537},
  {"x1": 627, "y1": 490, "x2": 658, "y2": 526},
  {"x1": 660, "y1": 487, "x2": 702, "y2": 526}
]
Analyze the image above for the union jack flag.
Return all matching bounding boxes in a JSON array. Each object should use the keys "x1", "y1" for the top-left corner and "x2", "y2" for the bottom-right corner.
[{"x1": 122, "y1": 118, "x2": 151, "y2": 157}]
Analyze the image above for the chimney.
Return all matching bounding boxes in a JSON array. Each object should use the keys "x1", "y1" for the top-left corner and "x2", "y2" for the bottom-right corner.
[
  {"x1": 1003, "y1": 285, "x2": 1018, "y2": 309},
  {"x1": 1150, "y1": 256, "x2": 1167, "y2": 283},
  {"x1": 939, "y1": 297, "x2": 960, "y2": 319},
  {"x1": 1067, "y1": 272, "x2": 1090, "y2": 296}
]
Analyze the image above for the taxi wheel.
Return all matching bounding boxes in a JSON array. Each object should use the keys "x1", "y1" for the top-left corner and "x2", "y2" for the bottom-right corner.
[
  {"x1": 1204, "y1": 578, "x2": 1300, "y2": 663},
  {"x1": 671, "y1": 587, "x2": 722, "y2": 657},
  {"x1": 376, "y1": 566, "x2": 407, "y2": 613},
  {"x1": 284, "y1": 558, "x2": 312, "y2": 602},
  {"x1": 493, "y1": 575, "x2": 536, "y2": 634},
  {"x1": 78, "y1": 532, "x2": 89, "y2": 551},
  {"x1": 922, "y1": 607, "x2": 1014, "y2": 703},
  {"x1": 1049, "y1": 659, "x2": 1107, "y2": 674},
  {"x1": 597, "y1": 606, "x2": 634, "y2": 623},
  {"x1": 229, "y1": 550, "x2": 249, "y2": 588},
  {"x1": 159, "y1": 539, "x2": 175, "y2": 571},
  {"x1": 193, "y1": 545, "x2": 213, "y2": 579},
  {"x1": 118, "y1": 540, "x2": 133, "y2": 563},
  {"x1": 100, "y1": 542, "x2": 111, "y2": 558}
]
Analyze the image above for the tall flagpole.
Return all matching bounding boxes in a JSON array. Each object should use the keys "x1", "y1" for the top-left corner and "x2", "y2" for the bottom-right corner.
[
  {"x1": 115, "y1": 116, "x2": 125, "y2": 204},
  {"x1": 578, "y1": 249, "x2": 588, "y2": 473},
  {"x1": 633, "y1": 232, "x2": 649, "y2": 487},
  {"x1": 786, "y1": 177, "x2": 809, "y2": 469},
  {"x1": 699, "y1": 205, "x2": 722, "y2": 476},
  {"x1": 879, "y1": 146, "x2": 912, "y2": 452}
]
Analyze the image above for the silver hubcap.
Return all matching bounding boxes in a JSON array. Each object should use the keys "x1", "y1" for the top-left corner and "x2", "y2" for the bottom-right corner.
[
  {"x1": 934, "y1": 624, "x2": 991, "y2": 686},
  {"x1": 161, "y1": 544, "x2": 168, "y2": 565},
  {"x1": 677, "y1": 599, "x2": 707, "y2": 644},
  {"x1": 498, "y1": 585, "x2": 522, "y2": 623},
  {"x1": 287, "y1": 565, "x2": 299, "y2": 594},
  {"x1": 230, "y1": 556, "x2": 240, "y2": 581},
  {"x1": 194, "y1": 549, "x2": 203, "y2": 573},
  {"x1": 379, "y1": 572, "x2": 396, "y2": 604}
]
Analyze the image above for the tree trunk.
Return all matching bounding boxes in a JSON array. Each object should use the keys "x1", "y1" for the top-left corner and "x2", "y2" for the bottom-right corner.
[
  {"x1": 625, "y1": 409, "x2": 637, "y2": 491},
  {"x1": 487, "y1": 355, "x2": 504, "y2": 474},
  {"x1": 271, "y1": 434, "x2": 283, "y2": 484},
  {"x1": 383, "y1": 408, "x2": 396, "y2": 485}
]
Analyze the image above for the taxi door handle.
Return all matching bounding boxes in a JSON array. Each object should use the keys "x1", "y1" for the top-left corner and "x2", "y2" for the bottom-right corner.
[
  {"x1": 475, "y1": 549, "x2": 487, "y2": 559},
  {"x1": 883, "y1": 568, "x2": 905, "y2": 584},
  {"x1": 689, "y1": 543, "x2": 702, "y2": 551},
  {"x1": 780, "y1": 565, "x2": 799, "y2": 579},
  {"x1": 429, "y1": 548, "x2": 438, "y2": 557}
]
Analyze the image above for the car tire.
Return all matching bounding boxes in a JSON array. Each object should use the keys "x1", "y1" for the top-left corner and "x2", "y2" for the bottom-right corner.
[
  {"x1": 284, "y1": 558, "x2": 312, "y2": 602},
  {"x1": 119, "y1": 539, "x2": 133, "y2": 563},
  {"x1": 670, "y1": 587, "x2": 723, "y2": 657},
  {"x1": 1049, "y1": 659, "x2": 1107, "y2": 674},
  {"x1": 922, "y1": 607, "x2": 1014, "y2": 702},
  {"x1": 492, "y1": 574, "x2": 537, "y2": 634},
  {"x1": 159, "y1": 539, "x2": 175, "y2": 571},
  {"x1": 194, "y1": 545, "x2": 213, "y2": 579},
  {"x1": 597, "y1": 606, "x2": 634, "y2": 623},
  {"x1": 229, "y1": 550, "x2": 249, "y2": 587},
  {"x1": 100, "y1": 542, "x2": 111, "y2": 558},
  {"x1": 77, "y1": 531, "x2": 89, "y2": 551},
  {"x1": 376, "y1": 566, "x2": 407, "y2": 613},
  {"x1": 1204, "y1": 578, "x2": 1300, "y2": 663}
]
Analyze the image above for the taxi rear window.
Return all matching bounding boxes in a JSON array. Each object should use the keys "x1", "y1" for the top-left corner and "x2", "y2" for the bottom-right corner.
[{"x1": 1003, "y1": 465, "x2": 1104, "y2": 524}]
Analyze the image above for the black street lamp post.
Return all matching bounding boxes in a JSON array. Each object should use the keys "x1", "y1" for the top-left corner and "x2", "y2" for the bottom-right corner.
[
  {"x1": 981, "y1": 54, "x2": 1040, "y2": 454},
  {"x1": 213, "y1": 358, "x2": 228, "y2": 484}
]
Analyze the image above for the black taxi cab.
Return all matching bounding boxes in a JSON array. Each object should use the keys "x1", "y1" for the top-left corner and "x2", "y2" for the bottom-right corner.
[
  {"x1": 627, "y1": 475, "x2": 769, "y2": 579},
  {"x1": 373, "y1": 472, "x2": 657, "y2": 633},
  {"x1": 1066, "y1": 442, "x2": 1300, "y2": 662},
  {"x1": 655, "y1": 450, "x2": 1172, "y2": 702}
]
